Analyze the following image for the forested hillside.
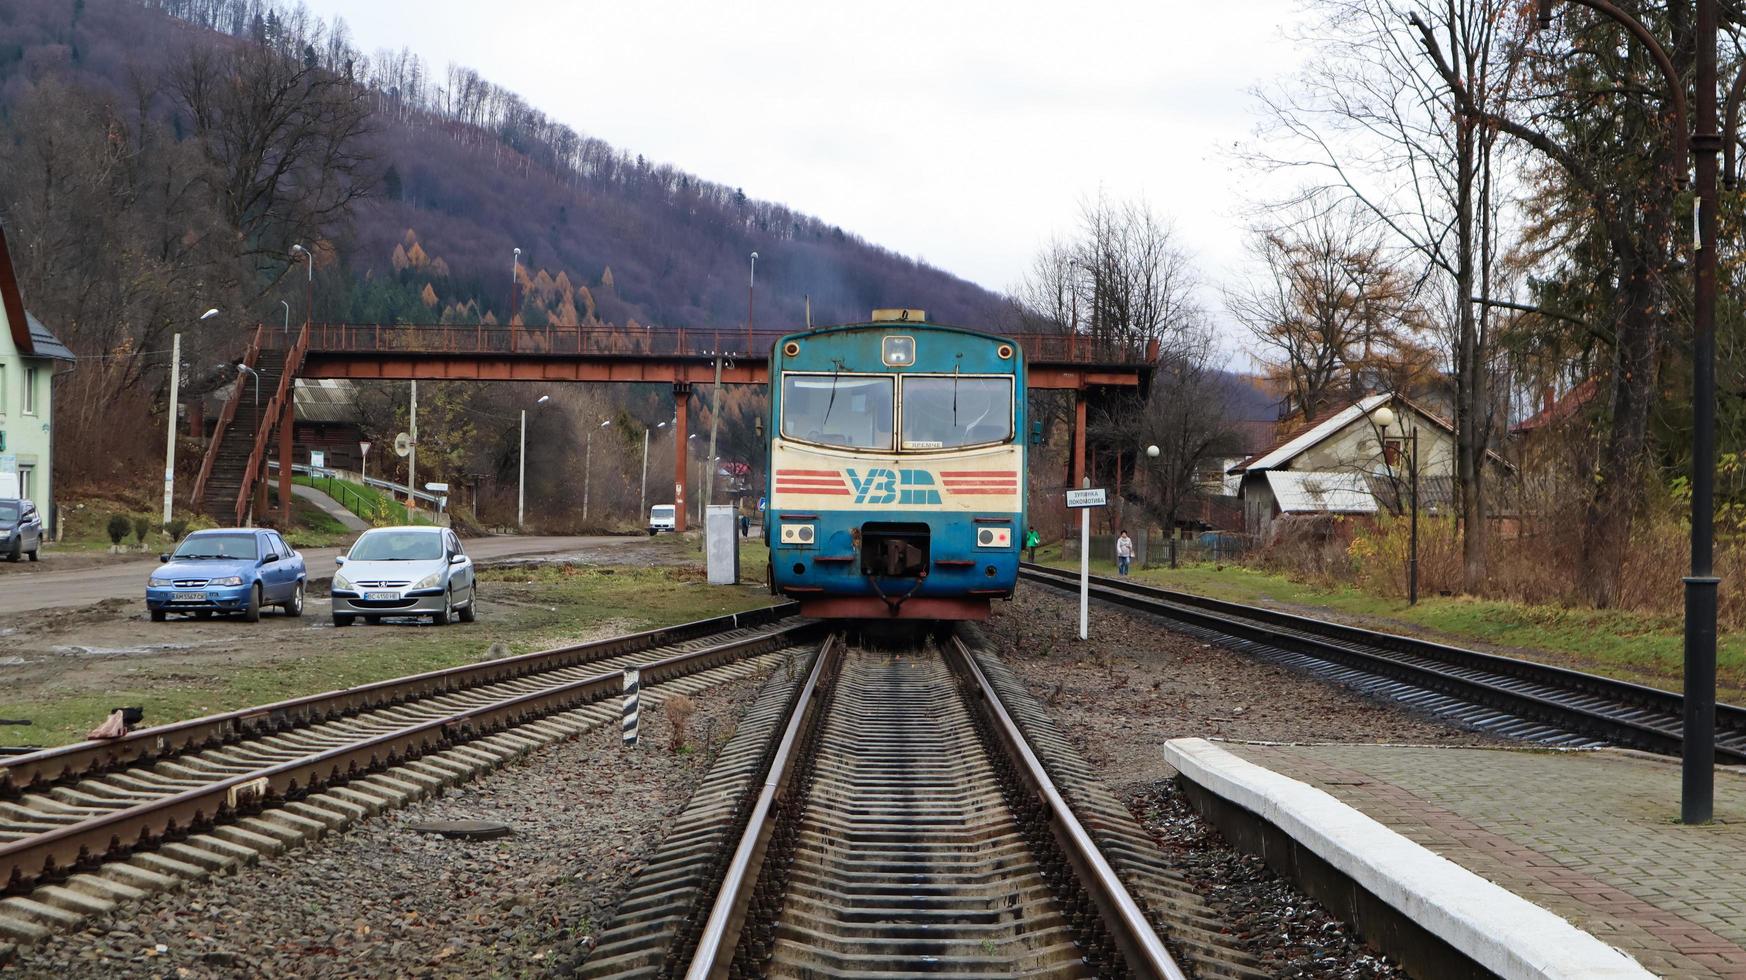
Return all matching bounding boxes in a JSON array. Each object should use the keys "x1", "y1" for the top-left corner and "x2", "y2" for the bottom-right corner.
[{"x1": 0, "y1": 0, "x2": 1004, "y2": 495}]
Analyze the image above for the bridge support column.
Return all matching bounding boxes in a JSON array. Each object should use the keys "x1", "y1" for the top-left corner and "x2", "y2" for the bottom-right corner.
[
  {"x1": 674, "y1": 383, "x2": 691, "y2": 533},
  {"x1": 1073, "y1": 390, "x2": 1087, "y2": 489},
  {"x1": 278, "y1": 395, "x2": 295, "y2": 525}
]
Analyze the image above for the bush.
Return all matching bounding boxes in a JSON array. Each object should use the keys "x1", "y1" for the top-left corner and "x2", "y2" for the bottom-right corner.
[
  {"x1": 665, "y1": 695, "x2": 696, "y2": 754},
  {"x1": 132, "y1": 515, "x2": 151, "y2": 544},
  {"x1": 166, "y1": 518, "x2": 189, "y2": 541},
  {"x1": 105, "y1": 514, "x2": 131, "y2": 546}
]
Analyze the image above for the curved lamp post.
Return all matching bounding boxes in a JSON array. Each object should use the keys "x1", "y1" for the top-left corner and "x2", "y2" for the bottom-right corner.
[
  {"x1": 518, "y1": 394, "x2": 550, "y2": 530},
  {"x1": 1371, "y1": 405, "x2": 1418, "y2": 606},
  {"x1": 290, "y1": 244, "x2": 313, "y2": 327},
  {"x1": 1536, "y1": 0, "x2": 1720, "y2": 825}
]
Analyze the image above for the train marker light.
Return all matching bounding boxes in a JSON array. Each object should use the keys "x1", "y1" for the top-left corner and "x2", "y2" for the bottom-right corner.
[
  {"x1": 780, "y1": 523, "x2": 815, "y2": 546},
  {"x1": 977, "y1": 527, "x2": 1011, "y2": 548},
  {"x1": 882, "y1": 335, "x2": 916, "y2": 367}
]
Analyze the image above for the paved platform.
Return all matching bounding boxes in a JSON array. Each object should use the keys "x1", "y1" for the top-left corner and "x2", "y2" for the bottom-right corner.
[{"x1": 1171, "y1": 740, "x2": 1746, "y2": 979}]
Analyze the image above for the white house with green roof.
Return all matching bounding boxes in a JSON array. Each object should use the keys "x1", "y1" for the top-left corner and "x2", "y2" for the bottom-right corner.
[{"x1": 0, "y1": 224, "x2": 75, "y2": 519}]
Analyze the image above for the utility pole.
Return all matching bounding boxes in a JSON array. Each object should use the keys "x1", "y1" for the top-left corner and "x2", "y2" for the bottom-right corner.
[
  {"x1": 703, "y1": 353, "x2": 725, "y2": 529},
  {"x1": 161, "y1": 333, "x2": 181, "y2": 524},
  {"x1": 408, "y1": 380, "x2": 418, "y2": 511}
]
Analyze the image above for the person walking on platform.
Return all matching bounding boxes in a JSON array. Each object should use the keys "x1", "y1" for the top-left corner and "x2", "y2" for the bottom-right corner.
[{"x1": 1115, "y1": 529, "x2": 1134, "y2": 576}]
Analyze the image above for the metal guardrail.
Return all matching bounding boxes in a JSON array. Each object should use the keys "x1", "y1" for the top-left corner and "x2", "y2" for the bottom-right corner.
[{"x1": 258, "y1": 322, "x2": 1159, "y2": 366}]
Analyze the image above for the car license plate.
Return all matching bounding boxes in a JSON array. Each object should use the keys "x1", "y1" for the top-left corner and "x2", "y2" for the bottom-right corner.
[
  {"x1": 365, "y1": 591, "x2": 398, "y2": 601},
  {"x1": 172, "y1": 592, "x2": 206, "y2": 602}
]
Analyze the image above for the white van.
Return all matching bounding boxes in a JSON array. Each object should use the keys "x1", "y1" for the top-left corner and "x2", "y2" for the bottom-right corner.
[{"x1": 648, "y1": 504, "x2": 677, "y2": 535}]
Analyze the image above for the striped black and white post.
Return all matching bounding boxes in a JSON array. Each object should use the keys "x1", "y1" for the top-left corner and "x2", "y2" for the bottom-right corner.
[{"x1": 622, "y1": 668, "x2": 640, "y2": 748}]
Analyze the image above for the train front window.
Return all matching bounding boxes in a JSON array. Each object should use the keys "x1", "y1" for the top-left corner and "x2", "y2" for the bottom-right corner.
[
  {"x1": 780, "y1": 374, "x2": 894, "y2": 450},
  {"x1": 901, "y1": 377, "x2": 1013, "y2": 449}
]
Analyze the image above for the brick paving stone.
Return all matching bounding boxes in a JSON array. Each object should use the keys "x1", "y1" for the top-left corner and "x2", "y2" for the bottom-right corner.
[{"x1": 1223, "y1": 743, "x2": 1746, "y2": 980}]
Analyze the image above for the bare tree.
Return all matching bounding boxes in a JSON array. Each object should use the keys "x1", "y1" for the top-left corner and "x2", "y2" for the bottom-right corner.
[
  {"x1": 167, "y1": 40, "x2": 377, "y2": 301},
  {"x1": 1249, "y1": 0, "x2": 1525, "y2": 591},
  {"x1": 1094, "y1": 326, "x2": 1239, "y2": 567},
  {"x1": 1224, "y1": 201, "x2": 1435, "y2": 419}
]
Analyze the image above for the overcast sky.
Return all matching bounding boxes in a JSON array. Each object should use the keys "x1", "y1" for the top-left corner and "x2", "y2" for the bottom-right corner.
[{"x1": 299, "y1": 1, "x2": 1308, "y2": 355}]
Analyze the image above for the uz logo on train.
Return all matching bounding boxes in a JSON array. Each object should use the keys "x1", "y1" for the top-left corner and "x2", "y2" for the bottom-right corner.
[{"x1": 846, "y1": 468, "x2": 942, "y2": 505}]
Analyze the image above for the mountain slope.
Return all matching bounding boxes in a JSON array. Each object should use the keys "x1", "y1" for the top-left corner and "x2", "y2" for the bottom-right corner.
[{"x1": 0, "y1": 0, "x2": 1006, "y2": 333}]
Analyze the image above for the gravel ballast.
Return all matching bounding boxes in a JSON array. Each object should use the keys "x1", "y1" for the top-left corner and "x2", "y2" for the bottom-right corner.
[
  {"x1": 984, "y1": 585, "x2": 1505, "y2": 977},
  {"x1": 5, "y1": 672, "x2": 770, "y2": 979}
]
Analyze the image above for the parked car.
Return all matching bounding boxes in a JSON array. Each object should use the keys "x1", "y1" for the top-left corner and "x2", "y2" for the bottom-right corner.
[
  {"x1": 0, "y1": 498, "x2": 43, "y2": 562},
  {"x1": 330, "y1": 526, "x2": 475, "y2": 627},
  {"x1": 146, "y1": 528, "x2": 306, "y2": 622},
  {"x1": 648, "y1": 504, "x2": 677, "y2": 535}
]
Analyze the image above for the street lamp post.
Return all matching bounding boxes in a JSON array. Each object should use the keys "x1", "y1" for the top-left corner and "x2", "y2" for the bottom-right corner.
[
  {"x1": 1535, "y1": 0, "x2": 1719, "y2": 825},
  {"x1": 290, "y1": 244, "x2": 312, "y2": 327},
  {"x1": 164, "y1": 308, "x2": 219, "y2": 524},
  {"x1": 584, "y1": 418, "x2": 611, "y2": 521},
  {"x1": 280, "y1": 300, "x2": 290, "y2": 335},
  {"x1": 747, "y1": 251, "x2": 759, "y2": 354},
  {"x1": 518, "y1": 394, "x2": 550, "y2": 530},
  {"x1": 511, "y1": 247, "x2": 522, "y2": 322},
  {"x1": 641, "y1": 420, "x2": 669, "y2": 517},
  {"x1": 1371, "y1": 405, "x2": 1419, "y2": 606}
]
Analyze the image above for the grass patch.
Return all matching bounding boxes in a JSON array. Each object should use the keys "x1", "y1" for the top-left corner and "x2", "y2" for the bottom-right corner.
[
  {"x1": 1, "y1": 562, "x2": 777, "y2": 748},
  {"x1": 293, "y1": 473, "x2": 436, "y2": 526},
  {"x1": 1036, "y1": 550, "x2": 1746, "y2": 703}
]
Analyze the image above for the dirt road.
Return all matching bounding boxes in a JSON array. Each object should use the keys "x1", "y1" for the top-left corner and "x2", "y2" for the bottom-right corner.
[{"x1": 0, "y1": 535, "x2": 642, "y2": 616}]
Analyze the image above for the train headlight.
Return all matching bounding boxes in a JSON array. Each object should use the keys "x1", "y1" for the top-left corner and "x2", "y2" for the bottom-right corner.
[
  {"x1": 779, "y1": 523, "x2": 816, "y2": 547},
  {"x1": 976, "y1": 527, "x2": 1012, "y2": 548}
]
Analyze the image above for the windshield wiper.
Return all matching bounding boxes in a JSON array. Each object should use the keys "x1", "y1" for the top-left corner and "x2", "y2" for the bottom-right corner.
[{"x1": 820, "y1": 359, "x2": 845, "y2": 433}]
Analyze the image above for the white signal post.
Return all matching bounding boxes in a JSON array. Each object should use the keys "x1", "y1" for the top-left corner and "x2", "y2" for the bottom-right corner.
[{"x1": 1065, "y1": 481, "x2": 1108, "y2": 640}]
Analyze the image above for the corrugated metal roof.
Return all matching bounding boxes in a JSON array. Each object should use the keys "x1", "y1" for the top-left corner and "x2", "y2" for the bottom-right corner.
[
  {"x1": 1266, "y1": 470, "x2": 1377, "y2": 514},
  {"x1": 25, "y1": 312, "x2": 74, "y2": 362},
  {"x1": 1237, "y1": 394, "x2": 1391, "y2": 474},
  {"x1": 294, "y1": 378, "x2": 362, "y2": 424}
]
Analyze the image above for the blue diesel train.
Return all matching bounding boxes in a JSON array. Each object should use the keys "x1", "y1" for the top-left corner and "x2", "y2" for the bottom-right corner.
[{"x1": 765, "y1": 310, "x2": 1025, "y2": 620}]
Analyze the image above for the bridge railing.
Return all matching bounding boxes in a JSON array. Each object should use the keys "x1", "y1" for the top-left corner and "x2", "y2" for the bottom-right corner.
[{"x1": 260, "y1": 323, "x2": 1157, "y2": 365}]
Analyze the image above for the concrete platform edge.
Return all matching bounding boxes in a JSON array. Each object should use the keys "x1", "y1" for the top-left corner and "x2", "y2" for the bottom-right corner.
[{"x1": 1164, "y1": 738, "x2": 1652, "y2": 980}]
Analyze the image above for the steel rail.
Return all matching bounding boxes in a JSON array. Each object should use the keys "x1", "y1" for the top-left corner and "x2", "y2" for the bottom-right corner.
[
  {"x1": 944, "y1": 635, "x2": 1190, "y2": 980},
  {"x1": 1020, "y1": 563, "x2": 1746, "y2": 763},
  {"x1": 0, "y1": 621, "x2": 821, "y2": 892},
  {"x1": 1, "y1": 603, "x2": 797, "y2": 795},
  {"x1": 683, "y1": 632, "x2": 843, "y2": 980}
]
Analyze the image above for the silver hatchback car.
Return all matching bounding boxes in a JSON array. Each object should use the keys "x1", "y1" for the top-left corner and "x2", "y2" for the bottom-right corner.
[{"x1": 330, "y1": 526, "x2": 477, "y2": 627}]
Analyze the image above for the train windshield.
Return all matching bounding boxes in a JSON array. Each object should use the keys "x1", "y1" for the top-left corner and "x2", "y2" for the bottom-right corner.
[
  {"x1": 780, "y1": 374, "x2": 894, "y2": 450},
  {"x1": 901, "y1": 377, "x2": 1013, "y2": 449}
]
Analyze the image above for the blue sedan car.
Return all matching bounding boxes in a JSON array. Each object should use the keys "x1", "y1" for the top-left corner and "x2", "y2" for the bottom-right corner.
[{"x1": 146, "y1": 528, "x2": 307, "y2": 622}]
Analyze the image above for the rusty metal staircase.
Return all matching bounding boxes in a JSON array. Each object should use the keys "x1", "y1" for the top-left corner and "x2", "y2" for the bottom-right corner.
[{"x1": 192, "y1": 325, "x2": 310, "y2": 526}]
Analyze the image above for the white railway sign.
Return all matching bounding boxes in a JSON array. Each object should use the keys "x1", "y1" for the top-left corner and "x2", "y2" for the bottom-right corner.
[{"x1": 1065, "y1": 488, "x2": 1107, "y2": 509}]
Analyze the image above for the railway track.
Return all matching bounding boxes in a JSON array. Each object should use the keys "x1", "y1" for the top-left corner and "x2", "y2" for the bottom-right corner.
[
  {"x1": 1020, "y1": 562, "x2": 1746, "y2": 763},
  {"x1": 584, "y1": 630, "x2": 1262, "y2": 979},
  {"x1": 0, "y1": 606, "x2": 818, "y2": 946}
]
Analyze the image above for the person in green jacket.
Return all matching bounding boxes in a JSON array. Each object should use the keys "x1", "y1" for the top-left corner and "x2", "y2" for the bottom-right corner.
[{"x1": 1024, "y1": 528, "x2": 1040, "y2": 562}]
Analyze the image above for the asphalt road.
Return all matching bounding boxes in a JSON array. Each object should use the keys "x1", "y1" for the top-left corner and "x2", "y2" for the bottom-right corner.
[{"x1": 0, "y1": 535, "x2": 626, "y2": 617}]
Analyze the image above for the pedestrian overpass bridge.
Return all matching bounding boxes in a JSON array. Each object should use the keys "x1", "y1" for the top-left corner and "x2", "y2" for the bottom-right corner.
[{"x1": 195, "y1": 322, "x2": 1154, "y2": 531}]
